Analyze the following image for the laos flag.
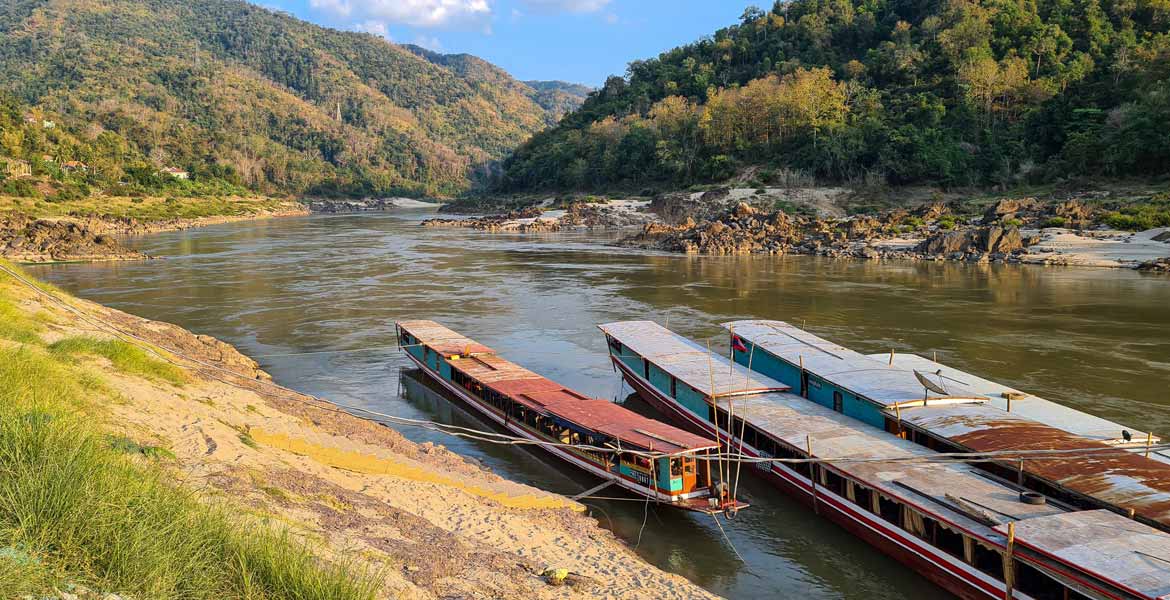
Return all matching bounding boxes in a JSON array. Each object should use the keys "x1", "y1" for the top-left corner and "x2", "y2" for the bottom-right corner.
[{"x1": 732, "y1": 335, "x2": 748, "y2": 354}]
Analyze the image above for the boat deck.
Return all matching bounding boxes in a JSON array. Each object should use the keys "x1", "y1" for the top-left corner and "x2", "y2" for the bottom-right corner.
[
  {"x1": 996, "y1": 510, "x2": 1170, "y2": 599},
  {"x1": 599, "y1": 321, "x2": 789, "y2": 397}
]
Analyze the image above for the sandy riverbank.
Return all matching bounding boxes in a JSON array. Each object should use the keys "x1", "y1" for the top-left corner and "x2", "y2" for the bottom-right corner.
[{"x1": 0, "y1": 265, "x2": 716, "y2": 599}]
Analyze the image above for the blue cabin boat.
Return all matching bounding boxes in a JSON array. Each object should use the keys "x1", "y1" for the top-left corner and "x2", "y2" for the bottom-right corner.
[
  {"x1": 723, "y1": 319, "x2": 1170, "y2": 533},
  {"x1": 601, "y1": 320, "x2": 1170, "y2": 600}
]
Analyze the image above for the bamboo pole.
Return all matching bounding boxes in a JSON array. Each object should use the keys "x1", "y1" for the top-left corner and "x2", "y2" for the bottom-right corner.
[
  {"x1": 707, "y1": 341, "x2": 724, "y2": 490},
  {"x1": 807, "y1": 435, "x2": 819, "y2": 515},
  {"x1": 1003, "y1": 522, "x2": 1016, "y2": 599},
  {"x1": 1147, "y1": 432, "x2": 1154, "y2": 458}
]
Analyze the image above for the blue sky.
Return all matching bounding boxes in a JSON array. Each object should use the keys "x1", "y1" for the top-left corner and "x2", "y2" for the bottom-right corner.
[{"x1": 259, "y1": 0, "x2": 750, "y2": 86}]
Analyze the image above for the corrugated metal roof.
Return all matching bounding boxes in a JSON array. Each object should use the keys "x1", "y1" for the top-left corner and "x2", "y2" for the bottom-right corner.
[
  {"x1": 875, "y1": 353, "x2": 1157, "y2": 445},
  {"x1": 714, "y1": 391, "x2": 1064, "y2": 532},
  {"x1": 398, "y1": 320, "x2": 494, "y2": 357},
  {"x1": 598, "y1": 321, "x2": 790, "y2": 397},
  {"x1": 995, "y1": 511, "x2": 1170, "y2": 600},
  {"x1": 897, "y1": 403, "x2": 1170, "y2": 528},
  {"x1": 397, "y1": 320, "x2": 714, "y2": 454},
  {"x1": 723, "y1": 320, "x2": 986, "y2": 407}
]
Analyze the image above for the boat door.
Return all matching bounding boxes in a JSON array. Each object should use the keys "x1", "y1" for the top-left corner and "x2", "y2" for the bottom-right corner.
[{"x1": 679, "y1": 457, "x2": 697, "y2": 492}]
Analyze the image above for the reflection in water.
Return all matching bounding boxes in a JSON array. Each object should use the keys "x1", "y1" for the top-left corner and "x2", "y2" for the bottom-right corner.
[{"x1": 26, "y1": 210, "x2": 1170, "y2": 599}]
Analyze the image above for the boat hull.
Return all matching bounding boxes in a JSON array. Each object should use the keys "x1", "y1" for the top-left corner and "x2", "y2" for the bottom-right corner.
[{"x1": 611, "y1": 356, "x2": 1013, "y2": 600}]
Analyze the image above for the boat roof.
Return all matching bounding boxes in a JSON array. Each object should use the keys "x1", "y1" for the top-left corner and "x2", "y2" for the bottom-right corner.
[
  {"x1": 721, "y1": 391, "x2": 1064, "y2": 532},
  {"x1": 877, "y1": 353, "x2": 1156, "y2": 445},
  {"x1": 723, "y1": 320, "x2": 984, "y2": 406},
  {"x1": 896, "y1": 402, "x2": 1170, "y2": 528},
  {"x1": 598, "y1": 321, "x2": 790, "y2": 397},
  {"x1": 398, "y1": 320, "x2": 494, "y2": 357},
  {"x1": 995, "y1": 510, "x2": 1170, "y2": 600},
  {"x1": 397, "y1": 320, "x2": 715, "y2": 454}
]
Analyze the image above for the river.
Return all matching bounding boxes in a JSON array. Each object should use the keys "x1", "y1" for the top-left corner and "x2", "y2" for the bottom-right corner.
[{"x1": 26, "y1": 209, "x2": 1170, "y2": 599}]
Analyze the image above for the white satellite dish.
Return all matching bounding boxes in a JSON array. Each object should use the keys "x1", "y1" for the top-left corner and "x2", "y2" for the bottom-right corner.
[{"x1": 914, "y1": 369, "x2": 949, "y2": 397}]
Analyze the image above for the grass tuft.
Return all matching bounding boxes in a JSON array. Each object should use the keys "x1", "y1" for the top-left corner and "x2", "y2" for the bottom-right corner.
[
  {"x1": 49, "y1": 336, "x2": 188, "y2": 386},
  {"x1": 0, "y1": 346, "x2": 378, "y2": 599}
]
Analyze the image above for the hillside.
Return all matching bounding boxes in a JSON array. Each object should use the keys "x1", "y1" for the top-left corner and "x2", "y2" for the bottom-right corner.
[
  {"x1": 0, "y1": 0, "x2": 563, "y2": 198},
  {"x1": 402, "y1": 46, "x2": 590, "y2": 122},
  {"x1": 493, "y1": 0, "x2": 1170, "y2": 193},
  {"x1": 522, "y1": 80, "x2": 593, "y2": 120}
]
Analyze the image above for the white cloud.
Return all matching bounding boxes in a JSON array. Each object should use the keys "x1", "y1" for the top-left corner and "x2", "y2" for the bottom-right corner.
[
  {"x1": 520, "y1": 0, "x2": 611, "y2": 13},
  {"x1": 412, "y1": 34, "x2": 444, "y2": 50},
  {"x1": 353, "y1": 19, "x2": 391, "y2": 38},
  {"x1": 309, "y1": 0, "x2": 353, "y2": 17},
  {"x1": 311, "y1": 0, "x2": 491, "y2": 28}
]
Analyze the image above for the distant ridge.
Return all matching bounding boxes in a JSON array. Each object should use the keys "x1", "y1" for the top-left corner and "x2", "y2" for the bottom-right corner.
[{"x1": 0, "y1": 0, "x2": 569, "y2": 197}]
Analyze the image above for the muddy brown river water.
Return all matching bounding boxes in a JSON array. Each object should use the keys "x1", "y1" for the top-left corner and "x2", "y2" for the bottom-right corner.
[{"x1": 27, "y1": 209, "x2": 1170, "y2": 599}]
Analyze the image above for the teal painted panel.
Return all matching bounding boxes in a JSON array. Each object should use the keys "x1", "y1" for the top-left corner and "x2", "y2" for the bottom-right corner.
[
  {"x1": 648, "y1": 363, "x2": 672, "y2": 396},
  {"x1": 844, "y1": 393, "x2": 887, "y2": 428},
  {"x1": 806, "y1": 375, "x2": 834, "y2": 409},
  {"x1": 657, "y1": 460, "x2": 683, "y2": 492},
  {"x1": 439, "y1": 360, "x2": 452, "y2": 380},
  {"x1": 737, "y1": 346, "x2": 801, "y2": 390},
  {"x1": 675, "y1": 384, "x2": 710, "y2": 420}
]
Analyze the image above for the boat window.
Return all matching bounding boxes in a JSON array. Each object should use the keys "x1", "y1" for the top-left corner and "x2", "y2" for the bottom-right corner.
[
  {"x1": 832, "y1": 390, "x2": 843, "y2": 413},
  {"x1": 670, "y1": 377, "x2": 677, "y2": 398},
  {"x1": 643, "y1": 359, "x2": 650, "y2": 379},
  {"x1": 670, "y1": 459, "x2": 682, "y2": 477},
  {"x1": 971, "y1": 542, "x2": 1005, "y2": 581},
  {"x1": 684, "y1": 459, "x2": 695, "y2": 475},
  {"x1": 825, "y1": 469, "x2": 847, "y2": 496},
  {"x1": 877, "y1": 494, "x2": 901, "y2": 525},
  {"x1": 743, "y1": 424, "x2": 758, "y2": 448},
  {"x1": 1015, "y1": 560, "x2": 1070, "y2": 600},
  {"x1": 850, "y1": 482, "x2": 872, "y2": 510},
  {"x1": 935, "y1": 524, "x2": 966, "y2": 561}
]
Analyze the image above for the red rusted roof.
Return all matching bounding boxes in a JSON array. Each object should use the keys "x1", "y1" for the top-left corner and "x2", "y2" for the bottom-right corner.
[
  {"x1": 538, "y1": 396, "x2": 716, "y2": 453},
  {"x1": 401, "y1": 320, "x2": 717, "y2": 454},
  {"x1": 897, "y1": 403, "x2": 1170, "y2": 528}
]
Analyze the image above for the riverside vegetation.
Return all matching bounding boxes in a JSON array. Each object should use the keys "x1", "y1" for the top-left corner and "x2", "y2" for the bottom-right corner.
[
  {"x1": 490, "y1": 0, "x2": 1170, "y2": 194},
  {"x1": 0, "y1": 260, "x2": 377, "y2": 599}
]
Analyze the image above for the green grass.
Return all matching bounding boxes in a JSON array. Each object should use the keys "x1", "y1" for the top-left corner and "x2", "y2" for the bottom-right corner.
[
  {"x1": 0, "y1": 348, "x2": 378, "y2": 600},
  {"x1": 0, "y1": 296, "x2": 43, "y2": 344},
  {"x1": 49, "y1": 337, "x2": 188, "y2": 386},
  {"x1": 0, "y1": 264, "x2": 377, "y2": 599}
]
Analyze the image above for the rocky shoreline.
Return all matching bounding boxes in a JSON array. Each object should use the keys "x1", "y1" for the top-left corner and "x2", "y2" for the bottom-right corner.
[
  {"x1": 624, "y1": 190, "x2": 1170, "y2": 270},
  {"x1": 0, "y1": 202, "x2": 309, "y2": 263},
  {"x1": 423, "y1": 199, "x2": 657, "y2": 232},
  {"x1": 0, "y1": 213, "x2": 149, "y2": 263}
]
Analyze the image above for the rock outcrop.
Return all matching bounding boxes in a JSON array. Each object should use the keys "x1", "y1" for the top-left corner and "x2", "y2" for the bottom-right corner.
[{"x1": 1, "y1": 214, "x2": 148, "y2": 262}]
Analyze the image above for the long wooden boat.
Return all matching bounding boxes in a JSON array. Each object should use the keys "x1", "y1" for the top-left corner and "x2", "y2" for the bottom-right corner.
[
  {"x1": 600, "y1": 320, "x2": 1170, "y2": 600},
  {"x1": 396, "y1": 320, "x2": 746, "y2": 515},
  {"x1": 724, "y1": 319, "x2": 1170, "y2": 534}
]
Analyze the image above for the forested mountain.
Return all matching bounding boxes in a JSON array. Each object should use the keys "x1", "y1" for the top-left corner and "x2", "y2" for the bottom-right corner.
[
  {"x1": 0, "y1": 0, "x2": 564, "y2": 198},
  {"x1": 401, "y1": 47, "x2": 590, "y2": 124},
  {"x1": 494, "y1": 0, "x2": 1170, "y2": 193},
  {"x1": 522, "y1": 81, "x2": 593, "y2": 120}
]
